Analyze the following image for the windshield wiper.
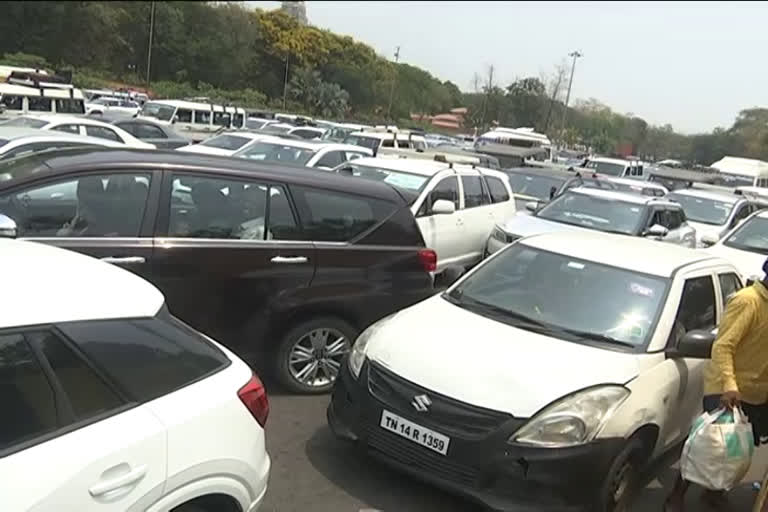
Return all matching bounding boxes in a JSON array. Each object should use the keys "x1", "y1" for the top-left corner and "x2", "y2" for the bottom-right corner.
[
  {"x1": 554, "y1": 327, "x2": 637, "y2": 348},
  {"x1": 444, "y1": 292, "x2": 552, "y2": 329}
]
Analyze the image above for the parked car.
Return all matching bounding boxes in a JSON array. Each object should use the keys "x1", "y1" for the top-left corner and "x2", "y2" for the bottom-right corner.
[
  {"x1": 333, "y1": 157, "x2": 516, "y2": 278},
  {"x1": 328, "y1": 229, "x2": 741, "y2": 512},
  {"x1": 586, "y1": 156, "x2": 645, "y2": 179},
  {"x1": 287, "y1": 126, "x2": 327, "y2": 140},
  {"x1": 176, "y1": 131, "x2": 269, "y2": 157},
  {"x1": 85, "y1": 96, "x2": 141, "y2": 116},
  {"x1": 0, "y1": 127, "x2": 124, "y2": 161},
  {"x1": 666, "y1": 188, "x2": 762, "y2": 246},
  {"x1": 234, "y1": 136, "x2": 372, "y2": 169},
  {"x1": 486, "y1": 187, "x2": 696, "y2": 255},
  {"x1": 703, "y1": 209, "x2": 768, "y2": 280},
  {"x1": 111, "y1": 117, "x2": 191, "y2": 149},
  {"x1": 602, "y1": 176, "x2": 669, "y2": 197},
  {"x1": 344, "y1": 130, "x2": 428, "y2": 155},
  {"x1": 0, "y1": 148, "x2": 435, "y2": 394},
  {"x1": 503, "y1": 166, "x2": 618, "y2": 213},
  {"x1": 0, "y1": 235, "x2": 270, "y2": 512},
  {"x1": 1, "y1": 115, "x2": 155, "y2": 149}
]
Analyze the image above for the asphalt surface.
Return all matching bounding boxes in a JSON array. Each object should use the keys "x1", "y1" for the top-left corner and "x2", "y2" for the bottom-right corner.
[{"x1": 259, "y1": 386, "x2": 762, "y2": 512}]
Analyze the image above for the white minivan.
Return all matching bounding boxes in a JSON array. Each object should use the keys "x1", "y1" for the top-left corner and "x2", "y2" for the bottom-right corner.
[{"x1": 328, "y1": 230, "x2": 741, "y2": 512}]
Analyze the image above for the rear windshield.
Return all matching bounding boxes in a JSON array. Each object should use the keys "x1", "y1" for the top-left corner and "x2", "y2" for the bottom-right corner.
[
  {"x1": 506, "y1": 172, "x2": 566, "y2": 200},
  {"x1": 2, "y1": 117, "x2": 47, "y2": 129},
  {"x1": 199, "y1": 134, "x2": 253, "y2": 151},
  {"x1": 343, "y1": 135, "x2": 380, "y2": 152},
  {"x1": 236, "y1": 141, "x2": 316, "y2": 165},
  {"x1": 334, "y1": 162, "x2": 430, "y2": 193},
  {"x1": 58, "y1": 308, "x2": 229, "y2": 403}
]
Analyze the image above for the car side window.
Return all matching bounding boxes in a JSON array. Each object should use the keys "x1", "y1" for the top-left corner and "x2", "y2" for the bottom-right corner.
[
  {"x1": 0, "y1": 173, "x2": 151, "y2": 237},
  {"x1": 718, "y1": 272, "x2": 743, "y2": 306},
  {"x1": 85, "y1": 125, "x2": 121, "y2": 142},
  {"x1": 52, "y1": 124, "x2": 81, "y2": 135},
  {"x1": 135, "y1": 123, "x2": 166, "y2": 139},
  {"x1": 314, "y1": 150, "x2": 344, "y2": 169},
  {"x1": 381, "y1": 139, "x2": 395, "y2": 148},
  {"x1": 731, "y1": 204, "x2": 751, "y2": 227},
  {"x1": 666, "y1": 209, "x2": 682, "y2": 230},
  {"x1": 669, "y1": 276, "x2": 717, "y2": 345},
  {"x1": 115, "y1": 122, "x2": 138, "y2": 136},
  {"x1": 26, "y1": 331, "x2": 122, "y2": 421},
  {"x1": 0, "y1": 333, "x2": 58, "y2": 452},
  {"x1": 176, "y1": 109, "x2": 193, "y2": 123},
  {"x1": 461, "y1": 175, "x2": 490, "y2": 208},
  {"x1": 193, "y1": 110, "x2": 211, "y2": 125},
  {"x1": 28, "y1": 97, "x2": 52, "y2": 112},
  {"x1": 485, "y1": 176, "x2": 510, "y2": 203},
  {"x1": 417, "y1": 176, "x2": 459, "y2": 217}
]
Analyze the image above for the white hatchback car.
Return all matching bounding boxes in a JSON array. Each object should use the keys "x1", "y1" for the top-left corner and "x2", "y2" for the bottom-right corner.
[
  {"x1": 329, "y1": 230, "x2": 741, "y2": 511},
  {"x1": 2, "y1": 115, "x2": 155, "y2": 149},
  {"x1": 0, "y1": 235, "x2": 270, "y2": 512}
]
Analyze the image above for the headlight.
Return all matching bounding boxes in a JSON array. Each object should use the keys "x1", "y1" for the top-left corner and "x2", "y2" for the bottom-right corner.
[
  {"x1": 510, "y1": 385, "x2": 630, "y2": 447},
  {"x1": 348, "y1": 314, "x2": 394, "y2": 379},
  {"x1": 492, "y1": 226, "x2": 517, "y2": 243}
]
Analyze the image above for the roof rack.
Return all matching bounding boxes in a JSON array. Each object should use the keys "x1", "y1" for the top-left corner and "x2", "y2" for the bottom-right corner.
[{"x1": 7, "y1": 70, "x2": 74, "y2": 90}]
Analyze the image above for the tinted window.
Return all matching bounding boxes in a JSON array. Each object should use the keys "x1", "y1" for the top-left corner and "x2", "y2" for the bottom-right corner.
[
  {"x1": 506, "y1": 172, "x2": 566, "y2": 201},
  {"x1": 719, "y1": 272, "x2": 743, "y2": 305},
  {"x1": 60, "y1": 312, "x2": 228, "y2": 402},
  {"x1": 673, "y1": 276, "x2": 716, "y2": 335},
  {"x1": 176, "y1": 109, "x2": 192, "y2": 123},
  {"x1": 213, "y1": 112, "x2": 231, "y2": 127},
  {"x1": 0, "y1": 334, "x2": 57, "y2": 451},
  {"x1": 28, "y1": 97, "x2": 52, "y2": 112},
  {"x1": 485, "y1": 176, "x2": 509, "y2": 203},
  {"x1": 85, "y1": 125, "x2": 121, "y2": 142},
  {"x1": 418, "y1": 176, "x2": 459, "y2": 217},
  {"x1": 461, "y1": 175, "x2": 490, "y2": 209},
  {"x1": 1, "y1": 95, "x2": 23, "y2": 110},
  {"x1": 292, "y1": 129, "x2": 320, "y2": 140},
  {"x1": 0, "y1": 173, "x2": 151, "y2": 237},
  {"x1": 199, "y1": 134, "x2": 252, "y2": 151},
  {"x1": 233, "y1": 113, "x2": 244, "y2": 128},
  {"x1": 116, "y1": 122, "x2": 138, "y2": 136},
  {"x1": 237, "y1": 141, "x2": 316, "y2": 165},
  {"x1": 28, "y1": 331, "x2": 122, "y2": 421},
  {"x1": 315, "y1": 150, "x2": 344, "y2": 169},
  {"x1": 293, "y1": 185, "x2": 395, "y2": 242},
  {"x1": 52, "y1": 124, "x2": 81, "y2": 135},
  {"x1": 194, "y1": 110, "x2": 211, "y2": 125}
]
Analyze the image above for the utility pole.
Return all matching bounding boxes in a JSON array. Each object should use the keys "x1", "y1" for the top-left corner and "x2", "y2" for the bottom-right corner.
[
  {"x1": 385, "y1": 46, "x2": 400, "y2": 122},
  {"x1": 559, "y1": 50, "x2": 583, "y2": 144},
  {"x1": 282, "y1": 53, "x2": 289, "y2": 110},
  {"x1": 145, "y1": 1, "x2": 156, "y2": 90},
  {"x1": 479, "y1": 64, "x2": 494, "y2": 131}
]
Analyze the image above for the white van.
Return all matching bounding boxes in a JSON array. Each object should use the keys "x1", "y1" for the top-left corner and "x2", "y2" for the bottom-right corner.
[
  {"x1": 343, "y1": 130, "x2": 428, "y2": 155},
  {"x1": 0, "y1": 83, "x2": 86, "y2": 117},
  {"x1": 587, "y1": 157, "x2": 645, "y2": 179},
  {"x1": 476, "y1": 126, "x2": 553, "y2": 161},
  {"x1": 710, "y1": 156, "x2": 768, "y2": 188},
  {"x1": 137, "y1": 100, "x2": 247, "y2": 143}
]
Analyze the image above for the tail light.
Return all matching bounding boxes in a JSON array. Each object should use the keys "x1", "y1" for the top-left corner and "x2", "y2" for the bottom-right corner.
[
  {"x1": 238, "y1": 373, "x2": 269, "y2": 428},
  {"x1": 418, "y1": 248, "x2": 437, "y2": 273}
]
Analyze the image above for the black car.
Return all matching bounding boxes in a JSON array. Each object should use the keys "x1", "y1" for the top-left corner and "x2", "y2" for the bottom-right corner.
[
  {"x1": 0, "y1": 148, "x2": 436, "y2": 393},
  {"x1": 503, "y1": 166, "x2": 617, "y2": 212},
  {"x1": 110, "y1": 118, "x2": 191, "y2": 149}
]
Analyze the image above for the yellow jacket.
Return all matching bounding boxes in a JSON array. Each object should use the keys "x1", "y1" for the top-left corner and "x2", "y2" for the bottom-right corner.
[{"x1": 703, "y1": 280, "x2": 768, "y2": 404}]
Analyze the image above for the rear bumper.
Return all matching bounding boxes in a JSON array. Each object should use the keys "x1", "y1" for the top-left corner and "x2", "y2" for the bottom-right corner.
[
  {"x1": 328, "y1": 362, "x2": 625, "y2": 512},
  {"x1": 247, "y1": 454, "x2": 271, "y2": 512}
]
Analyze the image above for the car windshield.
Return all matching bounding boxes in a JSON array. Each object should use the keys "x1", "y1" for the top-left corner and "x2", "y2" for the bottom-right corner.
[
  {"x1": 246, "y1": 119, "x2": 268, "y2": 130},
  {"x1": 666, "y1": 193, "x2": 733, "y2": 225},
  {"x1": 717, "y1": 174, "x2": 754, "y2": 188},
  {"x1": 262, "y1": 125, "x2": 291, "y2": 134},
  {"x1": 588, "y1": 161, "x2": 626, "y2": 176},
  {"x1": 506, "y1": 172, "x2": 566, "y2": 200},
  {"x1": 537, "y1": 192, "x2": 645, "y2": 235},
  {"x1": 445, "y1": 244, "x2": 668, "y2": 347},
  {"x1": 334, "y1": 162, "x2": 429, "y2": 193},
  {"x1": 343, "y1": 135, "x2": 380, "y2": 152},
  {"x1": 199, "y1": 134, "x2": 253, "y2": 151},
  {"x1": 139, "y1": 102, "x2": 175, "y2": 122},
  {"x1": 235, "y1": 141, "x2": 316, "y2": 165},
  {"x1": 723, "y1": 215, "x2": 768, "y2": 255},
  {"x1": 2, "y1": 117, "x2": 47, "y2": 129}
]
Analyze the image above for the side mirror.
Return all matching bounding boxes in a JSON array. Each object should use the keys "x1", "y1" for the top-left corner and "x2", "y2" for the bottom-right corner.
[
  {"x1": 431, "y1": 199, "x2": 456, "y2": 215},
  {"x1": 549, "y1": 186, "x2": 557, "y2": 199},
  {"x1": 644, "y1": 224, "x2": 669, "y2": 238},
  {"x1": 667, "y1": 330, "x2": 715, "y2": 359},
  {"x1": 0, "y1": 214, "x2": 17, "y2": 238},
  {"x1": 700, "y1": 233, "x2": 719, "y2": 247},
  {"x1": 525, "y1": 201, "x2": 538, "y2": 213}
]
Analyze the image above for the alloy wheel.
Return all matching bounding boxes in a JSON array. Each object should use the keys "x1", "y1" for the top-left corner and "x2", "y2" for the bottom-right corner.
[{"x1": 288, "y1": 327, "x2": 350, "y2": 388}]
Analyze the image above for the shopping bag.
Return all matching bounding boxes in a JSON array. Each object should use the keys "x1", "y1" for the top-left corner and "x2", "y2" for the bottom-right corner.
[{"x1": 680, "y1": 406, "x2": 755, "y2": 491}]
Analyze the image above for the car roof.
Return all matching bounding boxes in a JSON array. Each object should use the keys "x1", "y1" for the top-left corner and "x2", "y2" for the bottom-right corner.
[
  {"x1": 350, "y1": 156, "x2": 451, "y2": 176},
  {"x1": 667, "y1": 187, "x2": 741, "y2": 203},
  {"x1": 349, "y1": 131, "x2": 426, "y2": 141},
  {"x1": 590, "y1": 157, "x2": 630, "y2": 165},
  {"x1": 520, "y1": 231, "x2": 725, "y2": 278},
  {"x1": 603, "y1": 176, "x2": 667, "y2": 189},
  {"x1": 567, "y1": 186, "x2": 668, "y2": 205},
  {"x1": 19, "y1": 114, "x2": 113, "y2": 128},
  {"x1": 0, "y1": 238, "x2": 164, "y2": 329},
  {"x1": 207, "y1": 131, "x2": 268, "y2": 142},
  {"x1": 505, "y1": 166, "x2": 582, "y2": 179},
  {"x1": 0, "y1": 148, "x2": 408, "y2": 203},
  {"x1": 0, "y1": 127, "x2": 73, "y2": 140},
  {"x1": 240, "y1": 135, "x2": 370, "y2": 153}
]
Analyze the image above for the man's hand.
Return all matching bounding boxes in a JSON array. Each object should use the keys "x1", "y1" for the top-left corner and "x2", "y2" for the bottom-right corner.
[{"x1": 720, "y1": 390, "x2": 742, "y2": 409}]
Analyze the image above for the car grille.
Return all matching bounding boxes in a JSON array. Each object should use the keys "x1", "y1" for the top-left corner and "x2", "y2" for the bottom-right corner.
[
  {"x1": 367, "y1": 362, "x2": 521, "y2": 439},
  {"x1": 366, "y1": 424, "x2": 479, "y2": 487}
]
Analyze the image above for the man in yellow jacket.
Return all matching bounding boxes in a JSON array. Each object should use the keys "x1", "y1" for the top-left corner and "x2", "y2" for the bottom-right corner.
[{"x1": 665, "y1": 269, "x2": 768, "y2": 511}]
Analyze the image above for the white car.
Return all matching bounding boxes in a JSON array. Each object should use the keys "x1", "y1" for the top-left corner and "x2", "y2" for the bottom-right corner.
[
  {"x1": 176, "y1": 132, "x2": 270, "y2": 157},
  {"x1": 0, "y1": 235, "x2": 270, "y2": 512},
  {"x1": 85, "y1": 96, "x2": 142, "y2": 116},
  {"x1": 234, "y1": 135, "x2": 372, "y2": 169},
  {"x1": 0, "y1": 127, "x2": 124, "y2": 161},
  {"x1": 333, "y1": 156, "x2": 516, "y2": 277},
  {"x1": 602, "y1": 176, "x2": 668, "y2": 197},
  {"x1": 344, "y1": 130, "x2": 428, "y2": 154},
  {"x1": 703, "y1": 209, "x2": 768, "y2": 280},
  {"x1": 1, "y1": 115, "x2": 155, "y2": 149},
  {"x1": 328, "y1": 229, "x2": 742, "y2": 511},
  {"x1": 287, "y1": 126, "x2": 327, "y2": 140}
]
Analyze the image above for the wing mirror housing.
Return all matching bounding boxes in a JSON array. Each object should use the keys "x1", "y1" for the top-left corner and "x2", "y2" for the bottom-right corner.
[
  {"x1": 644, "y1": 224, "x2": 669, "y2": 238},
  {"x1": 0, "y1": 214, "x2": 18, "y2": 238},
  {"x1": 525, "y1": 201, "x2": 539, "y2": 213},
  {"x1": 431, "y1": 199, "x2": 456, "y2": 215},
  {"x1": 700, "y1": 233, "x2": 719, "y2": 247},
  {"x1": 667, "y1": 330, "x2": 715, "y2": 359}
]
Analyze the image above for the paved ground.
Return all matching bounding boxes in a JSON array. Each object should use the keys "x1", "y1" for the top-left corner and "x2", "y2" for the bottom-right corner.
[{"x1": 259, "y1": 387, "x2": 765, "y2": 512}]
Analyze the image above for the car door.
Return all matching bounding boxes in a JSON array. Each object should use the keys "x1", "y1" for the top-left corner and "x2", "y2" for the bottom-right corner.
[
  {"x1": 483, "y1": 174, "x2": 515, "y2": 225},
  {"x1": 149, "y1": 171, "x2": 315, "y2": 358},
  {"x1": 414, "y1": 174, "x2": 464, "y2": 272},
  {"x1": 457, "y1": 171, "x2": 495, "y2": 265},
  {"x1": 0, "y1": 330, "x2": 167, "y2": 512},
  {"x1": 0, "y1": 170, "x2": 159, "y2": 283}
]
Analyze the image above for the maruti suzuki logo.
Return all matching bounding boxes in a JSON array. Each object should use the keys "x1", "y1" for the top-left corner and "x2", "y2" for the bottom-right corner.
[{"x1": 411, "y1": 394, "x2": 432, "y2": 412}]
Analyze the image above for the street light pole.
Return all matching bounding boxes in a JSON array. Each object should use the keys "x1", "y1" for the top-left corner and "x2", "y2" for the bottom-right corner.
[
  {"x1": 559, "y1": 50, "x2": 582, "y2": 143},
  {"x1": 145, "y1": 1, "x2": 156, "y2": 90},
  {"x1": 282, "y1": 53, "x2": 289, "y2": 110},
  {"x1": 386, "y1": 46, "x2": 401, "y2": 122}
]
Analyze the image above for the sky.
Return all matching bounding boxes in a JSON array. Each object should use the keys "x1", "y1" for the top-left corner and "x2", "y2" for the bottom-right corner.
[{"x1": 245, "y1": 1, "x2": 768, "y2": 134}]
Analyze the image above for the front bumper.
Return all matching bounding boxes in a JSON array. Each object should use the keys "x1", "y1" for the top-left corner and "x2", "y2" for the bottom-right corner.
[{"x1": 328, "y1": 362, "x2": 625, "y2": 512}]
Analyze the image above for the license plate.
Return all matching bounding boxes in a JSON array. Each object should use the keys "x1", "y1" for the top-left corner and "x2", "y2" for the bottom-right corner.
[{"x1": 379, "y1": 409, "x2": 450, "y2": 455}]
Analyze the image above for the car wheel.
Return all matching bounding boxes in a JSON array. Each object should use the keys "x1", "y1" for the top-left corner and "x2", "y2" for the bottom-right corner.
[
  {"x1": 598, "y1": 437, "x2": 645, "y2": 512},
  {"x1": 275, "y1": 317, "x2": 358, "y2": 394}
]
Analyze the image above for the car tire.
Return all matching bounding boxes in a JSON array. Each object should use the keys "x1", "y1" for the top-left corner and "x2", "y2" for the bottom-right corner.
[
  {"x1": 598, "y1": 437, "x2": 645, "y2": 512},
  {"x1": 275, "y1": 317, "x2": 359, "y2": 395}
]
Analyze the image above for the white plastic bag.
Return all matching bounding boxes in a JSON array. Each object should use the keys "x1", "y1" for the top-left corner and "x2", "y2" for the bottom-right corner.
[{"x1": 680, "y1": 406, "x2": 755, "y2": 491}]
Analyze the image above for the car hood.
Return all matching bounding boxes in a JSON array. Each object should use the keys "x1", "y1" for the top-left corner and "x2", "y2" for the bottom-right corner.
[
  {"x1": 364, "y1": 295, "x2": 641, "y2": 417},
  {"x1": 175, "y1": 145, "x2": 233, "y2": 156},
  {"x1": 704, "y1": 244, "x2": 766, "y2": 280},
  {"x1": 499, "y1": 213, "x2": 590, "y2": 238}
]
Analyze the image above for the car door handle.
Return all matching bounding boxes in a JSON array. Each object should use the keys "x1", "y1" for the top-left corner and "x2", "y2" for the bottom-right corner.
[
  {"x1": 89, "y1": 465, "x2": 147, "y2": 498},
  {"x1": 270, "y1": 256, "x2": 308, "y2": 264},
  {"x1": 101, "y1": 256, "x2": 146, "y2": 264}
]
